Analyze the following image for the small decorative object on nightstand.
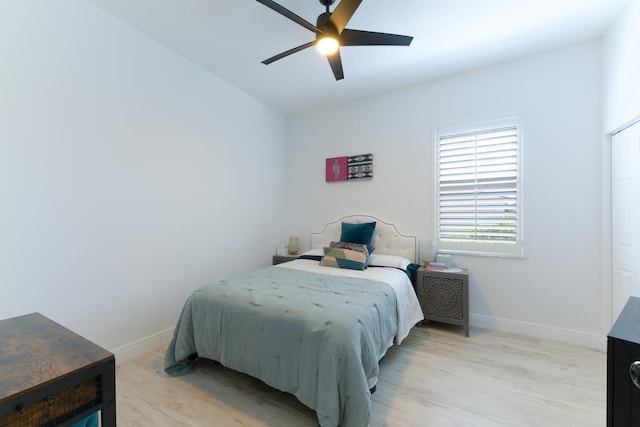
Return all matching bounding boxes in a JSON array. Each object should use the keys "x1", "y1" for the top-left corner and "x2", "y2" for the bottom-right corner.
[
  {"x1": 272, "y1": 255, "x2": 298, "y2": 265},
  {"x1": 415, "y1": 267, "x2": 469, "y2": 337},
  {"x1": 288, "y1": 236, "x2": 299, "y2": 255}
]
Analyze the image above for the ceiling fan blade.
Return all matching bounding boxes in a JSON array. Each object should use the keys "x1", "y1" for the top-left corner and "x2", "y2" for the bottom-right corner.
[
  {"x1": 326, "y1": 51, "x2": 344, "y2": 81},
  {"x1": 255, "y1": 0, "x2": 321, "y2": 33},
  {"x1": 329, "y1": 0, "x2": 363, "y2": 34},
  {"x1": 339, "y1": 29, "x2": 413, "y2": 46},
  {"x1": 262, "y1": 41, "x2": 317, "y2": 65}
]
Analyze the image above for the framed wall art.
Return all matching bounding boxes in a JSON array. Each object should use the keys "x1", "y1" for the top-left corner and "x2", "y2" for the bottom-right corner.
[{"x1": 326, "y1": 153, "x2": 373, "y2": 182}]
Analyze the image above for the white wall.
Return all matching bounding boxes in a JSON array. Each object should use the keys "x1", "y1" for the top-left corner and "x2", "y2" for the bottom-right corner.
[
  {"x1": 600, "y1": 0, "x2": 640, "y2": 329},
  {"x1": 0, "y1": 0, "x2": 618, "y2": 355},
  {"x1": 0, "y1": 0, "x2": 288, "y2": 355},
  {"x1": 603, "y1": 0, "x2": 640, "y2": 133},
  {"x1": 287, "y1": 41, "x2": 604, "y2": 347}
]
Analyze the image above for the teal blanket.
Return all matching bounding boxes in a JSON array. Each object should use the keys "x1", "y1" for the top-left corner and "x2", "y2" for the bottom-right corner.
[{"x1": 165, "y1": 266, "x2": 398, "y2": 427}]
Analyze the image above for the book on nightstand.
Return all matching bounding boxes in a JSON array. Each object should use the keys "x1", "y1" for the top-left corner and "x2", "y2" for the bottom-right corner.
[{"x1": 426, "y1": 262, "x2": 446, "y2": 270}]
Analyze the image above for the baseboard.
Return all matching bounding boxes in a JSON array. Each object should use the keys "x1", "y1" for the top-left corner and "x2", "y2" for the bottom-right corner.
[
  {"x1": 111, "y1": 327, "x2": 175, "y2": 364},
  {"x1": 470, "y1": 314, "x2": 607, "y2": 352},
  {"x1": 110, "y1": 316, "x2": 606, "y2": 364}
]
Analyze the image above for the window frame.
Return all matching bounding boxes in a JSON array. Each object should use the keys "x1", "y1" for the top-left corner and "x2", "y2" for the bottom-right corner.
[{"x1": 434, "y1": 117, "x2": 525, "y2": 258}]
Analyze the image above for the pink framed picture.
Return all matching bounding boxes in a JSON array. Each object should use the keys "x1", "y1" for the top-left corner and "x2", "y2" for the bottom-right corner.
[
  {"x1": 326, "y1": 154, "x2": 373, "y2": 182},
  {"x1": 326, "y1": 156, "x2": 348, "y2": 182}
]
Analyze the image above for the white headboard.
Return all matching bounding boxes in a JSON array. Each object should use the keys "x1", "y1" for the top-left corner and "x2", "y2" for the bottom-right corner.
[{"x1": 310, "y1": 215, "x2": 418, "y2": 263}]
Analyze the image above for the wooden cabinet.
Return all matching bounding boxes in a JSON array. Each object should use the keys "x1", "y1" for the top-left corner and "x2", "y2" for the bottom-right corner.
[
  {"x1": 0, "y1": 313, "x2": 115, "y2": 427},
  {"x1": 608, "y1": 296, "x2": 640, "y2": 427},
  {"x1": 415, "y1": 267, "x2": 469, "y2": 336}
]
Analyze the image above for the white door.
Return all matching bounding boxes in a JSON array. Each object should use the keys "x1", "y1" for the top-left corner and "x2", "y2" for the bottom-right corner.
[{"x1": 612, "y1": 121, "x2": 640, "y2": 320}]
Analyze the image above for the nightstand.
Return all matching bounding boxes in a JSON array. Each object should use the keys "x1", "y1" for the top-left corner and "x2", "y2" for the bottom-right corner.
[
  {"x1": 415, "y1": 267, "x2": 469, "y2": 336},
  {"x1": 0, "y1": 313, "x2": 116, "y2": 427},
  {"x1": 272, "y1": 255, "x2": 298, "y2": 265}
]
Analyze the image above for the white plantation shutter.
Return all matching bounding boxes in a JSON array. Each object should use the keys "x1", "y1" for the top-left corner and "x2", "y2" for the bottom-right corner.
[{"x1": 436, "y1": 120, "x2": 523, "y2": 257}]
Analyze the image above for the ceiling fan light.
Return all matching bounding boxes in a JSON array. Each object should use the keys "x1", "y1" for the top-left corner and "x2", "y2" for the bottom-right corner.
[{"x1": 317, "y1": 37, "x2": 339, "y2": 55}]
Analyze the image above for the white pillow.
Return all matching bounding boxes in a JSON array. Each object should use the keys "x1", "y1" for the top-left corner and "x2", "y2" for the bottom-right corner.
[{"x1": 368, "y1": 254, "x2": 412, "y2": 270}]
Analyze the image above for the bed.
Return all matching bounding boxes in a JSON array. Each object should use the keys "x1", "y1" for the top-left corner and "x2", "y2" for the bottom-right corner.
[{"x1": 164, "y1": 215, "x2": 424, "y2": 427}]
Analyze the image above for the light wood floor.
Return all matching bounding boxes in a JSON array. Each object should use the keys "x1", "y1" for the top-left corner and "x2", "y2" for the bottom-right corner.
[{"x1": 115, "y1": 324, "x2": 606, "y2": 426}]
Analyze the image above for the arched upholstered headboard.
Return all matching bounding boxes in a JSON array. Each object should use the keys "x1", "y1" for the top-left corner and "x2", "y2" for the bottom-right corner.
[{"x1": 310, "y1": 215, "x2": 418, "y2": 263}]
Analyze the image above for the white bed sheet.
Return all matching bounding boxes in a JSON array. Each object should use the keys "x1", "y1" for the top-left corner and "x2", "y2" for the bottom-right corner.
[{"x1": 275, "y1": 258, "x2": 423, "y2": 344}]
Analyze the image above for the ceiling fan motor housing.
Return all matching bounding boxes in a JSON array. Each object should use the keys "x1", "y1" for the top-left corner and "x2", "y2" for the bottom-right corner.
[{"x1": 316, "y1": 12, "x2": 335, "y2": 33}]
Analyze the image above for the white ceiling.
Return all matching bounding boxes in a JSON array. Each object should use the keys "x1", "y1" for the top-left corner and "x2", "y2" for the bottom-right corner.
[{"x1": 86, "y1": 0, "x2": 629, "y2": 115}]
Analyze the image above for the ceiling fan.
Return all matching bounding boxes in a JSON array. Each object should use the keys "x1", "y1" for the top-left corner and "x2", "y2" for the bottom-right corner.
[{"x1": 256, "y1": 0, "x2": 413, "y2": 80}]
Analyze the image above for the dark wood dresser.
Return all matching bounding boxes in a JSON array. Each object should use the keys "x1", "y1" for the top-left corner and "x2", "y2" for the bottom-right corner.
[
  {"x1": 0, "y1": 313, "x2": 116, "y2": 427},
  {"x1": 607, "y1": 296, "x2": 640, "y2": 427}
]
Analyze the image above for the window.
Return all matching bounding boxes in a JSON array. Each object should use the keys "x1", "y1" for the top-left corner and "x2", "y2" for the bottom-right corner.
[{"x1": 435, "y1": 118, "x2": 524, "y2": 257}]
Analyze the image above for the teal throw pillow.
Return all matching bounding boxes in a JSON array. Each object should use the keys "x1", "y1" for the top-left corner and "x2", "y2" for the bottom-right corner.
[{"x1": 340, "y1": 221, "x2": 376, "y2": 248}]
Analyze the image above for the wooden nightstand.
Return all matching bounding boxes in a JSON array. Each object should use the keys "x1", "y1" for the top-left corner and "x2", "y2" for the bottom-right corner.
[
  {"x1": 272, "y1": 255, "x2": 298, "y2": 265},
  {"x1": 415, "y1": 267, "x2": 469, "y2": 336},
  {"x1": 0, "y1": 313, "x2": 116, "y2": 426}
]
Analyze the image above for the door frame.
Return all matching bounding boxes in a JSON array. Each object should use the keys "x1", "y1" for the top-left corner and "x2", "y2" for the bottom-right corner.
[{"x1": 608, "y1": 116, "x2": 640, "y2": 328}]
